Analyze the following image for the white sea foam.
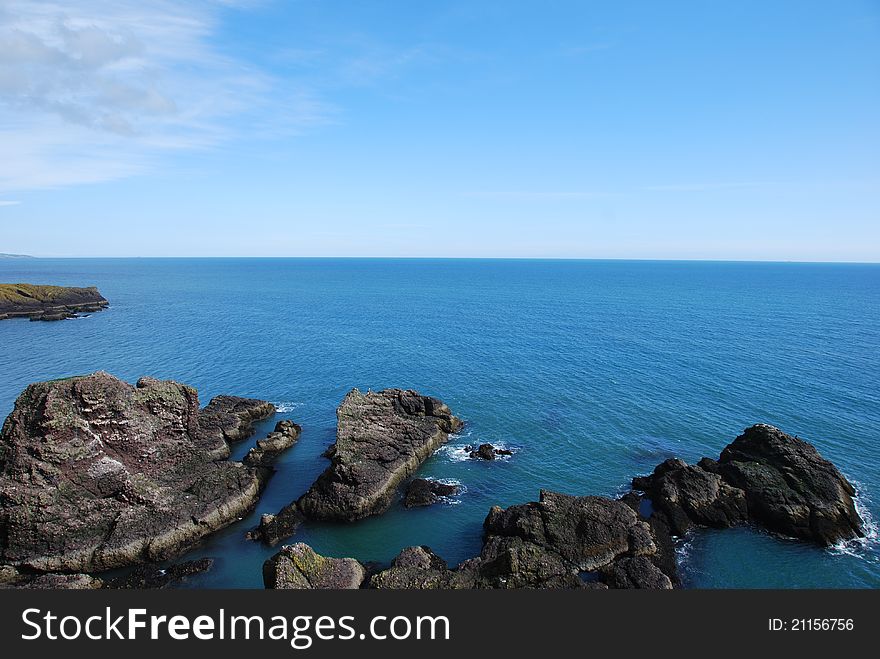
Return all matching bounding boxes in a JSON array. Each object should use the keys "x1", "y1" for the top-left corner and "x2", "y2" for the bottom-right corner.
[
  {"x1": 272, "y1": 401, "x2": 302, "y2": 414},
  {"x1": 437, "y1": 431, "x2": 519, "y2": 463},
  {"x1": 828, "y1": 480, "x2": 878, "y2": 559}
]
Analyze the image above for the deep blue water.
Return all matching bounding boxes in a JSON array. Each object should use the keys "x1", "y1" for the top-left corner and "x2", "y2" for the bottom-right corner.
[{"x1": 1, "y1": 258, "x2": 878, "y2": 588}]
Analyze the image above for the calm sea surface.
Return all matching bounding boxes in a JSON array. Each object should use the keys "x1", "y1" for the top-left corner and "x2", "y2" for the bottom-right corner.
[{"x1": 1, "y1": 258, "x2": 878, "y2": 588}]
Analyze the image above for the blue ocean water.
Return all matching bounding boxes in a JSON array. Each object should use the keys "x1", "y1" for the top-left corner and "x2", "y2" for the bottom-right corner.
[{"x1": 0, "y1": 258, "x2": 878, "y2": 588}]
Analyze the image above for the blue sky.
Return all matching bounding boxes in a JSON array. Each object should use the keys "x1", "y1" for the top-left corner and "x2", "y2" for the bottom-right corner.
[{"x1": 0, "y1": 0, "x2": 878, "y2": 260}]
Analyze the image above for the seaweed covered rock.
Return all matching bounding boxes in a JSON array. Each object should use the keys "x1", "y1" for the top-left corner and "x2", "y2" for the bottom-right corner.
[
  {"x1": 263, "y1": 543, "x2": 365, "y2": 589},
  {"x1": 0, "y1": 372, "x2": 276, "y2": 574},
  {"x1": 297, "y1": 389, "x2": 462, "y2": 522},
  {"x1": 633, "y1": 424, "x2": 863, "y2": 545}
]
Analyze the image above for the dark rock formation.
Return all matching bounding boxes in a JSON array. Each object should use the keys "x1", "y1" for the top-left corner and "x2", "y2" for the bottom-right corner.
[
  {"x1": 103, "y1": 558, "x2": 214, "y2": 589},
  {"x1": 368, "y1": 546, "x2": 477, "y2": 589},
  {"x1": 477, "y1": 490, "x2": 673, "y2": 589},
  {"x1": 468, "y1": 443, "x2": 513, "y2": 460},
  {"x1": 263, "y1": 543, "x2": 365, "y2": 589},
  {"x1": 198, "y1": 395, "x2": 276, "y2": 457},
  {"x1": 632, "y1": 424, "x2": 863, "y2": 545},
  {"x1": 243, "y1": 419, "x2": 301, "y2": 467},
  {"x1": 296, "y1": 389, "x2": 462, "y2": 522},
  {"x1": 247, "y1": 503, "x2": 306, "y2": 546},
  {"x1": 402, "y1": 478, "x2": 460, "y2": 507},
  {"x1": 0, "y1": 372, "x2": 277, "y2": 575},
  {"x1": 369, "y1": 491, "x2": 675, "y2": 590},
  {"x1": 0, "y1": 283, "x2": 109, "y2": 321}
]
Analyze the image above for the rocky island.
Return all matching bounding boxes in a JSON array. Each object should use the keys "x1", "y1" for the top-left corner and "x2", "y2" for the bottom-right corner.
[
  {"x1": 0, "y1": 371, "x2": 286, "y2": 586},
  {"x1": 250, "y1": 388, "x2": 462, "y2": 544},
  {"x1": 0, "y1": 283, "x2": 109, "y2": 320},
  {"x1": 263, "y1": 423, "x2": 863, "y2": 590}
]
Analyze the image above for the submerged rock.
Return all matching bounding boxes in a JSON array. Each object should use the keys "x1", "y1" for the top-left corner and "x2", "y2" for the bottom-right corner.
[
  {"x1": 263, "y1": 543, "x2": 365, "y2": 589},
  {"x1": 0, "y1": 372, "x2": 277, "y2": 574},
  {"x1": 402, "y1": 478, "x2": 460, "y2": 507},
  {"x1": 632, "y1": 424, "x2": 863, "y2": 546},
  {"x1": 243, "y1": 419, "x2": 302, "y2": 467},
  {"x1": 0, "y1": 283, "x2": 108, "y2": 321},
  {"x1": 296, "y1": 388, "x2": 462, "y2": 522}
]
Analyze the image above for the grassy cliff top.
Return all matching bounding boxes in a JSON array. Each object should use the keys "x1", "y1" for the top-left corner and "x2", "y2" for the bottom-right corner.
[
  {"x1": 0, "y1": 283, "x2": 100, "y2": 304},
  {"x1": 0, "y1": 284, "x2": 107, "y2": 316}
]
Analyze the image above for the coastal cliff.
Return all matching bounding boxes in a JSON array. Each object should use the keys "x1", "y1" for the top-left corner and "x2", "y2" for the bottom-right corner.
[{"x1": 0, "y1": 283, "x2": 109, "y2": 320}]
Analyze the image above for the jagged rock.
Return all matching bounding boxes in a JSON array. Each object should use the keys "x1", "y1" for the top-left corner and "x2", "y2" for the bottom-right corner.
[
  {"x1": 247, "y1": 503, "x2": 306, "y2": 545},
  {"x1": 369, "y1": 546, "x2": 477, "y2": 589},
  {"x1": 402, "y1": 478, "x2": 460, "y2": 507},
  {"x1": 479, "y1": 490, "x2": 671, "y2": 589},
  {"x1": 633, "y1": 424, "x2": 863, "y2": 545},
  {"x1": 263, "y1": 543, "x2": 365, "y2": 589},
  {"x1": 602, "y1": 556, "x2": 673, "y2": 589},
  {"x1": 0, "y1": 372, "x2": 277, "y2": 574},
  {"x1": 471, "y1": 444, "x2": 496, "y2": 460},
  {"x1": 104, "y1": 558, "x2": 214, "y2": 589},
  {"x1": 297, "y1": 389, "x2": 462, "y2": 522},
  {"x1": 198, "y1": 394, "x2": 276, "y2": 449},
  {"x1": 244, "y1": 419, "x2": 301, "y2": 467},
  {"x1": 468, "y1": 443, "x2": 512, "y2": 460},
  {"x1": 632, "y1": 458, "x2": 749, "y2": 535},
  {"x1": 0, "y1": 283, "x2": 108, "y2": 320}
]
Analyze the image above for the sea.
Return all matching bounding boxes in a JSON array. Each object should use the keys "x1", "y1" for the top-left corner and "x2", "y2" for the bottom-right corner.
[{"x1": 1, "y1": 258, "x2": 877, "y2": 588}]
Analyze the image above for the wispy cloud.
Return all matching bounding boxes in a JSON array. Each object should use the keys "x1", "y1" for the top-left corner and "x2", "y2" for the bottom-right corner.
[
  {"x1": 0, "y1": 0, "x2": 331, "y2": 193},
  {"x1": 0, "y1": 199, "x2": 21, "y2": 206}
]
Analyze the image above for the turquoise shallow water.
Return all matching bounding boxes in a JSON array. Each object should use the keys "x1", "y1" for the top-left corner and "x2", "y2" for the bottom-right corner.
[{"x1": 0, "y1": 258, "x2": 878, "y2": 588}]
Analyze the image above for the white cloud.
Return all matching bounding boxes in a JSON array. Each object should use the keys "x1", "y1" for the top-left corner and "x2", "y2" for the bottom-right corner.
[
  {"x1": 0, "y1": 199, "x2": 21, "y2": 206},
  {"x1": 0, "y1": 0, "x2": 331, "y2": 193}
]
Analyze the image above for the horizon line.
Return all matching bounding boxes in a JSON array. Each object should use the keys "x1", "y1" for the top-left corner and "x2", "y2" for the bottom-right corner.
[{"x1": 2, "y1": 255, "x2": 879, "y2": 265}]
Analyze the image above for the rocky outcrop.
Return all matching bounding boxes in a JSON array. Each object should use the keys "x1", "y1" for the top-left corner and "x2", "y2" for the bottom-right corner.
[
  {"x1": 0, "y1": 372, "x2": 277, "y2": 575},
  {"x1": 0, "y1": 283, "x2": 109, "y2": 321},
  {"x1": 264, "y1": 425, "x2": 861, "y2": 590},
  {"x1": 296, "y1": 389, "x2": 462, "y2": 522},
  {"x1": 477, "y1": 491, "x2": 673, "y2": 589},
  {"x1": 402, "y1": 478, "x2": 460, "y2": 507},
  {"x1": 367, "y1": 491, "x2": 674, "y2": 590},
  {"x1": 467, "y1": 443, "x2": 513, "y2": 460},
  {"x1": 263, "y1": 543, "x2": 365, "y2": 589},
  {"x1": 368, "y1": 546, "x2": 476, "y2": 589},
  {"x1": 198, "y1": 395, "x2": 276, "y2": 457},
  {"x1": 632, "y1": 424, "x2": 863, "y2": 545},
  {"x1": 247, "y1": 503, "x2": 306, "y2": 546},
  {"x1": 243, "y1": 419, "x2": 301, "y2": 467}
]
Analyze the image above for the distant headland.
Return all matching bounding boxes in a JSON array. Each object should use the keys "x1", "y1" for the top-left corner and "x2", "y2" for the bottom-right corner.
[
  {"x1": 0, "y1": 283, "x2": 108, "y2": 321},
  {"x1": 0, "y1": 253, "x2": 34, "y2": 259}
]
